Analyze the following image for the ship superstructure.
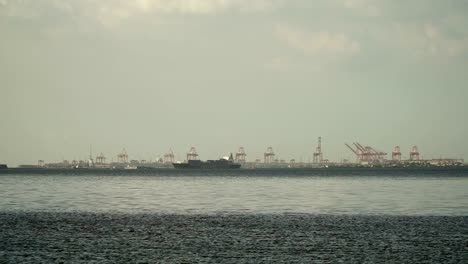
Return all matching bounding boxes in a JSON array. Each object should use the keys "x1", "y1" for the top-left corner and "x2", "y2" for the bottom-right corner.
[{"x1": 172, "y1": 149, "x2": 241, "y2": 169}]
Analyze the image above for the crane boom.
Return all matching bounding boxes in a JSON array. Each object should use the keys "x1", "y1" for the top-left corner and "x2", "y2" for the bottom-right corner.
[
  {"x1": 353, "y1": 142, "x2": 366, "y2": 152},
  {"x1": 345, "y1": 143, "x2": 358, "y2": 155}
]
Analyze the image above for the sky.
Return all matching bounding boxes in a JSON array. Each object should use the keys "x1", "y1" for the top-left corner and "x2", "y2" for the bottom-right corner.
[{"x1": 1, "y1": 0, "x2": 468, "y2": 166}]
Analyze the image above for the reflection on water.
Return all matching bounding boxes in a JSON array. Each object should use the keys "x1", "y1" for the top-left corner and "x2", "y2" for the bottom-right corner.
[{"x1": 0, "y1": 174, "x2": 467, "y2": 215}]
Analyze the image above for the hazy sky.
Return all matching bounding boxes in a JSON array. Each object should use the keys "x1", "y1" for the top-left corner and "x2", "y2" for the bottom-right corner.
[{"x1": 1, "y1": 0, "x2": 468, "y2": 166}]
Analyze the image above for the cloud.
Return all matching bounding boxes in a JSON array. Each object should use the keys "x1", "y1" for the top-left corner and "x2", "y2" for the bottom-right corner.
[
  {"x1": 423, "y1": 23, "x2": 468, "y2": 56},
  {"x1": 129, "y1": 0, "x2": 280, "y2": 14},
  {"x1": 387, "y1": 22, "x2": 468, "y2": 58},
  {"x1": 96, "y1": 0, "x2": 280, "y2": 28},
  {"x1": 341, "y1": 0, "x2": 381, "y2": 17},
  {"x1": 276, "y1": 25, "x2": 360, "y2": 55},
  {"x1": 0, "y1": 0, "x2": 282, "y2": 29},
  {"x1": 100, "y1": 0, "x2": 234, "y2": 17},
  {"x1": 1, "y1": 0, "x2": 281, "y2": 16}
]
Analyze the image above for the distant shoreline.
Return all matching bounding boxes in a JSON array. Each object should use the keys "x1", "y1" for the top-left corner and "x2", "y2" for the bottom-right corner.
[{"x1": 1, "y1": 166, "x2": 468, "y2": 176}]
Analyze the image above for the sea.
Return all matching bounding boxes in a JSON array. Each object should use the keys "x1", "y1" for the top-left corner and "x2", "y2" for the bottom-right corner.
[{"x1": 0, "y1": 168, "x2": 467, "y2": 263}]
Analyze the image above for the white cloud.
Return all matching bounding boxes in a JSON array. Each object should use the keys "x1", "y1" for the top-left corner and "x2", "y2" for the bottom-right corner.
[
  {"x1": 388, "y1": 22, "x2": 468, "y2": 58},
  {"x1": 424, "y1": 23, "x2": 468, "y2": 57},
  {"x1": 276, "y1": 25, "x2": 360, "y2": 55},
  {"x1": 96, "y1": 0, "x2": 249, "y2": 28},
  {"x1": 113, "y1": 0, "x2": 231, "y2": 15},
  {"x1": 115, "y1": 0, "x2": 282, "y2": 15},
  {"x1": 94, "y1": 0, "x2": 282, "y2": 29},
  {"x1": 341, "y1": 0, "x2": 381, "y2": 17},
  {"x1": 0, "y1": 0, "x2": 282, "y2": 29}
]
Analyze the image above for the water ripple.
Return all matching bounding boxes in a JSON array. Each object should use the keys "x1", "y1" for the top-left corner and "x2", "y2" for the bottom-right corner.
[{"x1": 0, "y1": 174, "x2": 467, "y2": 215}]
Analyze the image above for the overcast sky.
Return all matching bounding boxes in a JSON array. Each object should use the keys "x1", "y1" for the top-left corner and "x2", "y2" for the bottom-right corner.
[{"x1": 1, "y1": 0, "x2": 468, "y2": 166}]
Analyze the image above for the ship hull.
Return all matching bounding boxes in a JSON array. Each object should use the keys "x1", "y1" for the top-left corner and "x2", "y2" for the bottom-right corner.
[{"x1": 172, "y1": 161, "x2": 241, "y2": 169}]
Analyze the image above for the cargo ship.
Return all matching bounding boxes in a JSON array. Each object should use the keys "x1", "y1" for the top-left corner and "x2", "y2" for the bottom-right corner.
[{"x1": 172, "y1": 154, "x2": 241, "y2": 169}]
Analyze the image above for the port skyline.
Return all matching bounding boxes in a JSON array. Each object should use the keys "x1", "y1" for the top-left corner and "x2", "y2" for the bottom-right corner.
[{"x1": 15, "y1": 138, "x2": 465, "y2": 169}]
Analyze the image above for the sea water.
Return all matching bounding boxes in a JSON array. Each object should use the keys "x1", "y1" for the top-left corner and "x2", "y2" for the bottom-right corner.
[
  {"x1": 0, "y1": 173, "x2": 467, "y2": 215},
  {"x1": 1, "y1": 171, "x2": 467, "y2": 262}
]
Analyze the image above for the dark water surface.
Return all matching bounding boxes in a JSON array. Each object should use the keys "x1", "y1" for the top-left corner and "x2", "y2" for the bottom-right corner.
[
  {"x1": 1, "y1": 170, "x2": 467, "y2": 262},
  {"x1": 1, "y1": 212, "x2": 467, "y2": 263}
]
